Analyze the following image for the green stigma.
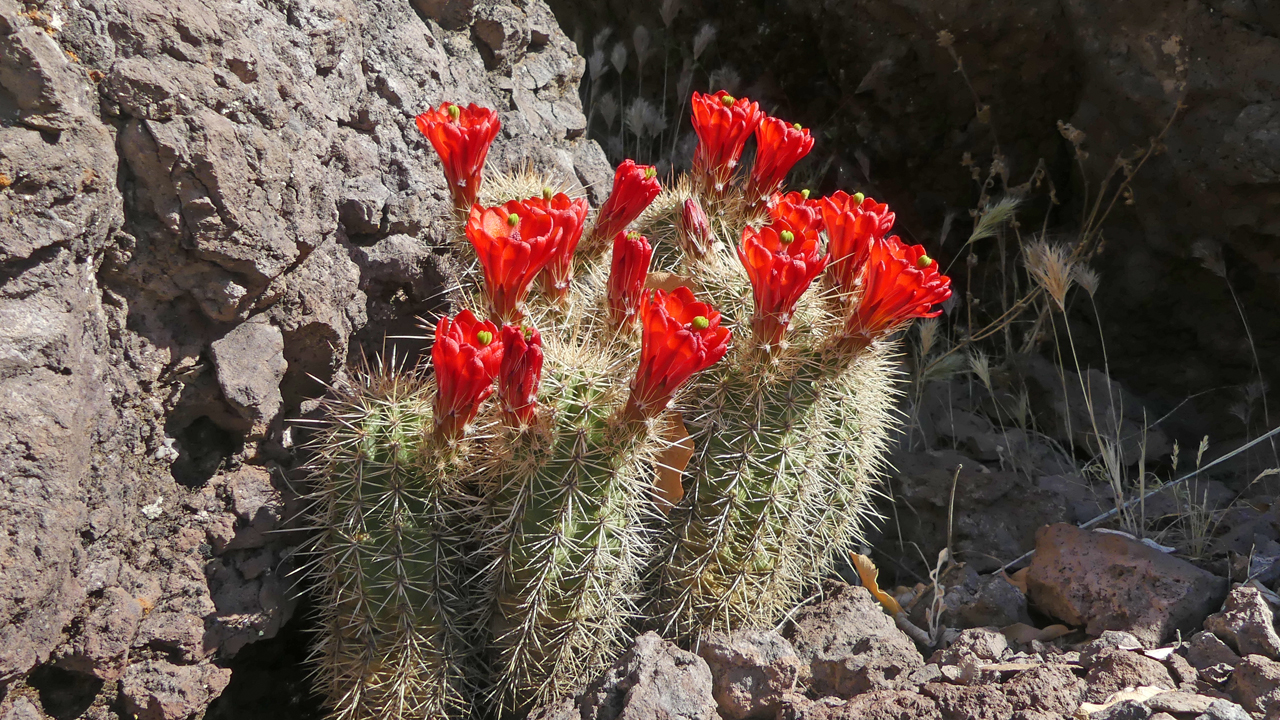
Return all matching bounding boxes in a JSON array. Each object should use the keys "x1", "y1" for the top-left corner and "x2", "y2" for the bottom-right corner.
[
  {"x1": 917, "y1": 255, "x2": 934, "y2": 268},
  {"x1": 720, "y1": 94, "x2": 735, "y2": 106},
  {"x1": 779, "y1": 230, "x2": 795, "y2": 244},
  {"x1": 691, "y1": 315, "x2": 710, "y2": 330},
  {"x1": 447, "y1": 104, "x2": 460, "y2": 120},
  {"x1": 852, "y1": 192, "x2": 865, "y2": 204},
  {"x1": 507, "y1": 213, "x2": 519, "y2": 226},
  {"x1": 793, "y1": 122, "x2": 803, "y2": 131},
  {"x1": 542, "y1": 187, "x2": 554, "y2": 199},
  {"x1": 800, "y1": 189, "x2": 811, "y2": 200},
  {"x1": 644, "y1": 167, "x2": 657, "y2": 179},
  {"x1": 476, "y1": 330, "x2": 493, "y2": 345},
  {"x1": 627, "y1": 230, "x2": 641, "y2": 240},
  {"x1": 523, "y1": 327, "x2": 534, "y2": 341}
]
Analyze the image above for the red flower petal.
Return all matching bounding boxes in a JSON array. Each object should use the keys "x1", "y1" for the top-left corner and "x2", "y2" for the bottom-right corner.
[
  {"x1": 747, "y1": 116, "x2": 814, "y2": 202},
  {"x1": 432, "y1": 309, "x2": 504, "y2": 440},
  {"x1": 607, "y1": 231, "x2": 654, "y2": 330},
  {"x1": 628, "y1": 287, "x2": 731, "y2": 418},
  {"x1": 848, "y1": 235, "x2": 952, "y2": 339},
  {"x1": 415, "y1": 103, "x2": 500, "y2": 211},
  {"x1": 498, "y1": 324, "x2": 544, "y2": 425},
  {"x1": 466, "y1": 199, "x2": 560, "y2": 322}
]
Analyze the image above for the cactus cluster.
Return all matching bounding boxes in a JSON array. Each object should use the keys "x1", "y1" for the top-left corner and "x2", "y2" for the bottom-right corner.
[{"x1": 306, "y1": 93, "x2": 952, "y2": 719}]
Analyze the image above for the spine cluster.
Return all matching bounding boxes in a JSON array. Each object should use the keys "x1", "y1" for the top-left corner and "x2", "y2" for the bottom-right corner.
[{"x1": 307, "y1": 95, "x2": 952, "y2": 719}]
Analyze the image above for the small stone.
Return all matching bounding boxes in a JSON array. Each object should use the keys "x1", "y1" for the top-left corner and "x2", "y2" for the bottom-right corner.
[
  {"x1": 1004, "y1": 664, "x2": 1087, "y2": 716},
  {"x1": 1088, "y1": 700, "x2": 1152, "y2": 720},
  {"x1": 1226, "y1": 654, "x2": 1280, "y2": 717},
  {"x1": 1084, "y1": 648, "x2": 1175, "y2": 703},
  {"x1": 572, "y1": 632, "x2": 718, "y2": 720},
  {"x1": 1187, "y1": 631, "x2": 1242, "y2": 670},
  {"x1": 787, "y1": 583, "x2": 924, "y2": 698},
  {"x1": 922, "y1": 682, "x2": 1013, "y2": 720},
  {"x1": 697, "y1": 629, "x2": 801, "y2": 720},
  {"x1": 1204, "y1": 586, "x2": 1280, "y2": 660},
  {"x1": 1145, "y1": 690, "x2": 1215, "y2": 714},
  {"x1": 932, "y1": 627, "x2": 1009, "y2": 666},
  {"x1": 1193, "y1": 698, "x2": 1253, "y2": 720},
  {"x1": 1081, "y1": 631, "x2": 1146, "y2": 666},
  {"x1": 210, "y1": 321, "x2": 287, "y2": 437},
  {"x1": 840, "y1": 690, "x2": 942, "y2": 720}
]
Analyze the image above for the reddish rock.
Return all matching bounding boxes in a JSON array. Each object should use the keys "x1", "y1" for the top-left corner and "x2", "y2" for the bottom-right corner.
[
  {"x1": 1002, "y1": 664, "x2": 1087, "y2": 716},
  {"x1": 1026, "y1": 524, "x2": 1227, "y2": 646},
  {"x1": 1083, "y1": 648, "x2": 1176, "y2": 703},
  {"x1": 570, "y1": 632, "x2": 718, "y2": 720},
  {"x1": 697, "y1": 629, "x2": 800, "y2": 720},
  {"x1": 840, "y1": 690, "x2": 942, "y2": 720},
  {"x1": 1187, "y1": 631, "x2": 1243, "y2": 670},
  {"x1": 1227, "y1": 654, "x2": 1280, "y2": 717},
  {"x1": 1204, "y1": 586, "x2": 1280, "y2": 660},
  {"x1": 120, "y1": 660, "x2": 232, "y2": 720},
  {"x1": 931, "y1": 627, "x2": 1009, "y2": 666},
  {"x1": 921, "y1": 682, "x2": 1014, "y2": 720},
  {"x1": 787, "y1": 583, "x2": 924, "y2": 698}
]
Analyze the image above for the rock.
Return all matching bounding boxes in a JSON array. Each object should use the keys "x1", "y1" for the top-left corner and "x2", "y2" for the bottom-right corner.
[
  {"x1": 1080, "y1": 632, "x2": 1147, "y2": 666},
  {"x1": 1163, "y1": 652, "x2": 1199, "y2": 688},
  {"x1": 1027, "y1": 524, "x2": 1227, "y2": 646},
  {"x1": 54, "y1": 587, "x2": 144, "y2": 681},
  {"x1": 944, "y1": 569, "x2": 1034, "y2": 629},
  {"x1": 120, "y1": 660, "x2": 233, "y2": 720},
  {"x1": 1194, "y1": 699, "x2": 1253, "y2": 720},
  {"x1": 1, "y1": 698, "x2": 45, "y2": 720},
  {"x1": 887, "y1": 448, "x2": 1070, "y2": 575},
  {"x1": 1204, "y1": 586, "x2": 1280, "y2": 660},
  {"x1": 1089, "y1": 700, "x2": 1153, "y2": 720},
  {"x1": 1146, "y1": 691, "x2": 1216, "y2": 715},
  {"x1": 787, "y1": 583, "x2": 924, "y2": 698},
  {"x1": 1003, "y1": 664, "x2": 1088, "y2": 716},
  {"x1": 1226, "y1": 654, "x2": 1280, "y2": 717},
  {"x1": 1187, "y1": 631, "x2": 1243, "y2": 670},
  {"x1": 840, "y1": 690, "x2": 942, "y2": 720},
  {"x1": 1083, "y1": 648, "x2": 1176, "y2": 703},
  {"x1": 572, "y1": 632, "x2": 718, "y2": 720},
  {"x1": 696, "y1": 629, "x2": 800, "y2": 720},
  {"x1": 0, "y1": 0, "x2": 602, "y2": 715},
  {"x1": 921, "y1": 683, "x2": 1014, "y2": 720},
  {"x1": 210, "y1": 321, "x2": 287, "y2": 438},
  {"x1": 932, "y1": 627, "x2": 1009, "y2": 666}
]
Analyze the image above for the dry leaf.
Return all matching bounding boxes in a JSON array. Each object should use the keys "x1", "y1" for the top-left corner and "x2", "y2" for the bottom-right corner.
[
  {"x1": 653, "y1": 412, "x2": 693, "y2": 514},
  {"x1": 850, "y1": 553, "x2": 903, "y2": 616},
  {"x1": 1006, "y1": 567, "x2": 1029, "y2": 594},
  {"x1": 1036, "y1": 624, "x2": 1071, "y2": 642}
]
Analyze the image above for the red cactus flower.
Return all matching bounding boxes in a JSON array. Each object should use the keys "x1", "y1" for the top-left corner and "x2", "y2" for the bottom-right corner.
[
  {"x1": 415, "y1": 102, "x2": 501, "y2": 212},
  {"x1": 466, "y1": 200, "x2": 559, "y2": 323},
  {"x1": 587, "y1": 159, "x2": 662, "y2": 251},
  {"x1": 820, "y1": 191, "x2": 895, "y2": 297},
  {"x1": 432, "y1": 310, "x2": 504, "y2": 441},
  {"x1": 767, "y1": 190, "x2": 823, "y2": 234},
  {"x1": 738, "y1": 218, "x2": 830, "y2": 345},
  {"x1": 626, "y1": 286, "x2": 732, "y2": 420},
  {"x1": 847, "y1": 235, "x2": 952, "y2": 340},
  {"x1": 534, "y1": 191, "x2": 590, "y2": 301},
  {"x1": 607, "y1": 231, "x2": 654, "y2": 330},
  {"x1": 691, "y1": 90, "x2": 763, "y2": 193},
  {"x1": 678, "y1": 197, "x2": 712, "y2": 258},
  {"x1": 747, "y1": 117, "x2": 814, "y2": 201},
  {"x1": 498, "y1": 324, "x2": 544, "y2": 426}
]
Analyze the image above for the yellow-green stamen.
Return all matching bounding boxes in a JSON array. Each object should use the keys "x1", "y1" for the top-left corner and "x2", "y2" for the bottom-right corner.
[
  {"x1": 476, "y1": 330, "x2": 493, "y2": 345},
  {"x1": 692, "y1": 316, "x2": 710, "y2": 330}
]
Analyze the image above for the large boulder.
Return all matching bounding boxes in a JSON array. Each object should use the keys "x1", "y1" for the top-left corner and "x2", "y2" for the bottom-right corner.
[{"x1": 0, "y1": 0, "x2": 607, "y2": 715}]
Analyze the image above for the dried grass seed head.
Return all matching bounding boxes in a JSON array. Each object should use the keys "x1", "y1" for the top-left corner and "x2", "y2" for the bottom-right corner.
[{"x1": 1024, "y1": 239, "x2": 1076, "y2": 311}]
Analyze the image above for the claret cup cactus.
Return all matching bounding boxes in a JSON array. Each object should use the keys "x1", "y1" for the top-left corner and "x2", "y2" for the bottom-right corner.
[{"x1": 306, "y1": 96, "x2": 951, "y2": 719}]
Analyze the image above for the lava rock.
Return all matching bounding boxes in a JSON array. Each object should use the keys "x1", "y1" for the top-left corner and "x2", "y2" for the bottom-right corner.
[
  {"x1": 787, "y1": 583, "x2": 924, "y2": 698},
  {"x1": 696, "y1": 629, "x2": 801, "y2": 720},
  {"x1": 1186, "y1": 631, "x2": 1243, "y2": 670},
  {"x1": 1003, "y1": 664, "x2": 1088, "y2": 717},
  {"x1": 1145, "y1": 691, "x2": 1215, "y2": 715},
  {"x1": 922, "y1": 682, "x2": 1014, "y2": 720},
  {"x1": 569, "y1": 632, "x2": 718, "y2": 720},
  {"x1": 120, "y1": 660, "x2": 233, "y2": 720},
  {"x1": 1027, "y1": 524, "x2": 1227, "y2": 646},
  {"x1": 1083, "y1": 648, "x2": 1176, "y2": 703},
  {"x1": 931, "y1": 627, "x2": 1010, "y2": 666},
  {"x1": 1080, "y1": 631, "x2": 1146, "y2": 667},
  {"x1": 1088, "y1": 700, "x2": 1152, "y2": 720},
  {"x1": 1204, "y1": 586, "x2": 1280, "y2": 660},
  {"x1": 1226, "y1": 654, "x2": 1280, "y2": 717}
]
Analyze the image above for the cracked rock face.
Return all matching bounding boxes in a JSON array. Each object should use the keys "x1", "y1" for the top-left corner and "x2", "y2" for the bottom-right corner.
[{"x1": 0, "y1": 0, "x2": 607, "y2": 716}]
